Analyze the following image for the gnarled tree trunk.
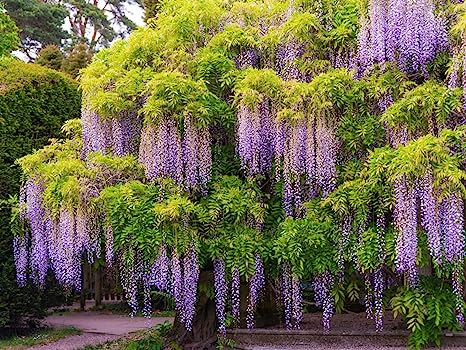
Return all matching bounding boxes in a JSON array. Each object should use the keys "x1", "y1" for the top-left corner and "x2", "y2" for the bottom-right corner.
[{"x1": 170, "y1": 271, "x2": 217, "y2": 349}]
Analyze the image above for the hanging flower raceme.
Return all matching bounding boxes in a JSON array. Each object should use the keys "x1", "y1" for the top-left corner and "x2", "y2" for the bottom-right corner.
[
  {"x1": 236, "y1": 101, "x2": 275, "y2": 177},
  {"x1": 213, "y1": 259, "x2": 228, "y2": 335},
  {"x1": 182, "y1": 115, "x2": 212, "y2": 192},
  {"x1": 163, "y1": 247, "x2": 201, "y2": 331},
  {"x1": 182, "y1": 246, "x2": 200, "y2": 331},
  {"x1": 235, "y1": 48, "x2": 260, "y2": 69},
  {"x1": 313, "y1": 271, "x2": 334, "y2": 332},
  {"x1": 393, "y1": 176, "x2": 418, "y2": 286},
  {"x1": 364, "y1": 268, "x2": 385, "y2": 332},
  {"x1": 358, "y1": 0, "x2": 447, "y2": 76},
  {"x1": 139, "y1": 116, "x2": 212, "y2": 192},
  {"x1": 440, "y1": 194, "x2": 465, "y2": 264},
  {"x1": 82, "y1": 110, "x2": 142, "y2": 158},
  {"x1": 231, "y1": 267, "x2": 241, "y2": 325},
  {"x1": 139, "y1": 117, "x2": 183, "y2": 184},
  {"x1": 246, "y1": 254, "x2": 265, "y2": 329},
  {"x1": 150, "y1": 244, "x2": 170, "y2": 292},
  {"x1": 276, "y1": 41, "x2": 305, "y2": 81},
  {"x1": 280, "y1": 264, "x2": 302, "y2": 329},
  {"x1": 13, "y1": 235, "x2": 28, "y2": 287},
  {"x1": 24, "y1": 179, "x2": 48, "y2": 287},
  {"x1": 418, "y1": 172, "x2": 441, "y2": 263}
]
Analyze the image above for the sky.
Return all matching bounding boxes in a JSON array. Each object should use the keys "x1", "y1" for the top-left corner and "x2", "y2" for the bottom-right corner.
[{"x1": 126, "y1": 2, "x2": 145, "y2": 27}]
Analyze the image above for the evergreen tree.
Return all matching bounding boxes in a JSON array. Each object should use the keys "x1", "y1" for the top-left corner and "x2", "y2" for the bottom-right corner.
[
  {"x1": 61, "y1": 0, "x2": 143, "y2": 50},
  {"x1": 3, "y1": 0, "x2": 68, "y2": 58},
  {"x1": 36, "y1": 45, "x2": 64, "y2": 71},
  {"x1": 62, "y1": 43, "x2": 93, "y2": 78}
]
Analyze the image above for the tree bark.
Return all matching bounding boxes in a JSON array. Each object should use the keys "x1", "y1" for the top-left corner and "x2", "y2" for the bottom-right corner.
[
  {"x1": 80, "y1": 262, "x2": 89, "y2": 311},
  {"x1": 170, "y1": 271, "x2": 217, "y2": 350},
  {"x1": 94, "y1": 265, "x2": 102, "y2": 309}
]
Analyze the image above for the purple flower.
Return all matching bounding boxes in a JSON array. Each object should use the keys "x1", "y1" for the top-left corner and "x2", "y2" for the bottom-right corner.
[{"x1": 214, "y1": 259, "x2": 227, "y2": 335}]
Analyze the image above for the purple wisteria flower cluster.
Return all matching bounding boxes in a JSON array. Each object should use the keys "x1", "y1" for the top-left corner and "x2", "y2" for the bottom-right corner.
[
  {"x1": 313, "y1": 271, "x2": 334, "y2": 332},
  {"x1": 139, "y1": 115, "x2": 212, "y2": 192},
  {"x1": 246, "y1": 254, "x2": 265, "y2": 329},
  {"x1": 237, "y1": 105, "x2": 339, "y2": 216},
  {"x1": 82, "y1": 110, "x2": 142, "y2": 157},
  {"x1": 281, "y1": 264, "x2": 302, "y2": 329},
  {"x1": 358, "y1": 0, "x2": 447, "y2": 77},
  {"x1": 393, "y1": 172, "x2": 465, "y2": 288},
  {"x1": 213, "y1": 259, "x2": 228, "y2": 335},
  {"x1": 119, "y1": 246, "x2": 199, "y2": 328},
  {"x1": 14, "y1": 179, "x2": 101, "y2": 290}
]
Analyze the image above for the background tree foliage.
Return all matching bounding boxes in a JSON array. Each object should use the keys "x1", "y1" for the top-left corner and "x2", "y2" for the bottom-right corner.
[{"x1": 3, "y1": 0, "x2": 68, "y2": 57}]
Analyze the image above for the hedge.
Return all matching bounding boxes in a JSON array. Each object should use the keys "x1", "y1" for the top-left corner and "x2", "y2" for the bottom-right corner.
[{"x1": 0, "y1": 57, "x2": 81, "y2": 330}]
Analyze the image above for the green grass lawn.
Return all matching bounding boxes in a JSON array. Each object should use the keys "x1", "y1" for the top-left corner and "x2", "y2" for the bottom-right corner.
[{"x1": 0, "y1": 327, "x2": 80, "y2": 350}]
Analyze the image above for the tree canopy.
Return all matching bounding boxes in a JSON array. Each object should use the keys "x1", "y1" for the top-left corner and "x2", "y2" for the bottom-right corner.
[{"x1": 12, "y1": 0, "x2": 466, "y2": 349}]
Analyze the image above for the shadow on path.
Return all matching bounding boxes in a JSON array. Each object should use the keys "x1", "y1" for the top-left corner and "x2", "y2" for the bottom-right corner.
[{"x1": 28, "y1": 312, "x2": 173, "y2": 350}]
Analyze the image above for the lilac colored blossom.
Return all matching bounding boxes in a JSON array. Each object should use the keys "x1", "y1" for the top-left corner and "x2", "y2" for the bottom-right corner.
[
  {"x1": 313, "y1": 271, "x2": 334, "y2": 332},
  {"x1": 120, "y1": 254, "x2": 140, "y2": 317},
  {"x1": 142, "y1": 262, "x2": 153, "y2": 318},
  {"x1": 231, "y1": 267, "x2": 241, "y2": 324},
  {"x1": 235, "y1": 48, "x2": 260, "y2": 69},
  {"x1": 378, "y1": 94, "x2": 394, "y2": 114},
  {"x1": 214, "y1": 259, "x2": 227, "y2": 335},
  {"x1": 281, "y1": 264, "x2": 292, "y2": 329},
  {"x1": 13, "y1": 235, "x2": 28, "y2": 287},
  {"x1": 182, "y1": 115, "x2": 212, "y2": 192},
  {"x1": 139, "y1": 117, "x2": 182, "y2": 183},
  {"x1": 81, "y1": 109, "x2": 113, "y2": 157},
  {"x1": 358, "y1": 0, "x2": 447, "y2": 76},
  {"x1": 236, "y1": 102, "x2": 275, "y2": 177},
  {"x1": 150, "y1": 245, "x2": 170, "y2": 291},
  {"x1": 316, "y1": 120, "x2": 338, "y2": 197},
  {"x1": 112, "y1": 112, "x2": 143, "y2": 156},
  {"x1": 182, "y1": 246, "x2": 200, "y2": 331},
  {"x1": 246, "y1": 255, "x2": 265, "y2": 329},
  {"x1": 139, "y1": 116, "x2": 211, "y2": 190},
  {"x1": 58, "y1": 208, "x2": 81, "y2": 290},
  {"x1": 440, "y1": 194, "x2": 464, "y2": 263},
  {"x1": 452, "y1": 264, "x2": 465, "y2": 325},
  {"x1": 105, "y1": 224, "x2": 114, "y2": 267},
  {"x1": 276, "y1": 42, "x2": 304, "y2": 81},
  {"x1": 281, "y1": 264, "x2": 301, "y2": 329},
  {"x1": 393, "y1": 177, "x2": 418, "y2": 286},
  {"x1": 291, "y1": 273, "x2": 303, "y2": 329},
  {"x1": 365, "y1": 269, "x2": 384, "y2": 331},
  {"x1": 171, "y1": 250, "x2": 184, "y2": 323},
  {"x1": 418, "y1": 172, "x2": 441, "y2": 263},
  {"x1": 25, "y1": 179, "x2": 48, "y2": 287}
]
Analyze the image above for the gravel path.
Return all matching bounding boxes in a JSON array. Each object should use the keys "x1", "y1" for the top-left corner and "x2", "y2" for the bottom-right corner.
[{"x1": 25, "y1": 311, "x2": 174, "y2": 350}]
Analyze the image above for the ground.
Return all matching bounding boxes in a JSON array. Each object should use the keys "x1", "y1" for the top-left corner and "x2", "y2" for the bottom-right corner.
[{"x1": 23, "y1": 311, "x2": 172, "y2": 350}]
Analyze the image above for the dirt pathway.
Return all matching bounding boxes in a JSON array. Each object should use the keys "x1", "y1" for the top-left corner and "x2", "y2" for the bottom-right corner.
[{"x1": 27, "y1": 312, "x2": 173, "y2": 350}]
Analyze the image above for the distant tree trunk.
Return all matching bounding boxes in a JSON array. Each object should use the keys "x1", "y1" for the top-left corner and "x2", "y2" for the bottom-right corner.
[
  {"x1": 170, "y1": 271, "x2": 217, "y2": 350},
  {"x1": 94, "y1": 265, "x2": 102, "y2": 309},
  {"x1": 80, "y1": 262, "x2": 89, "y2": 310}
]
